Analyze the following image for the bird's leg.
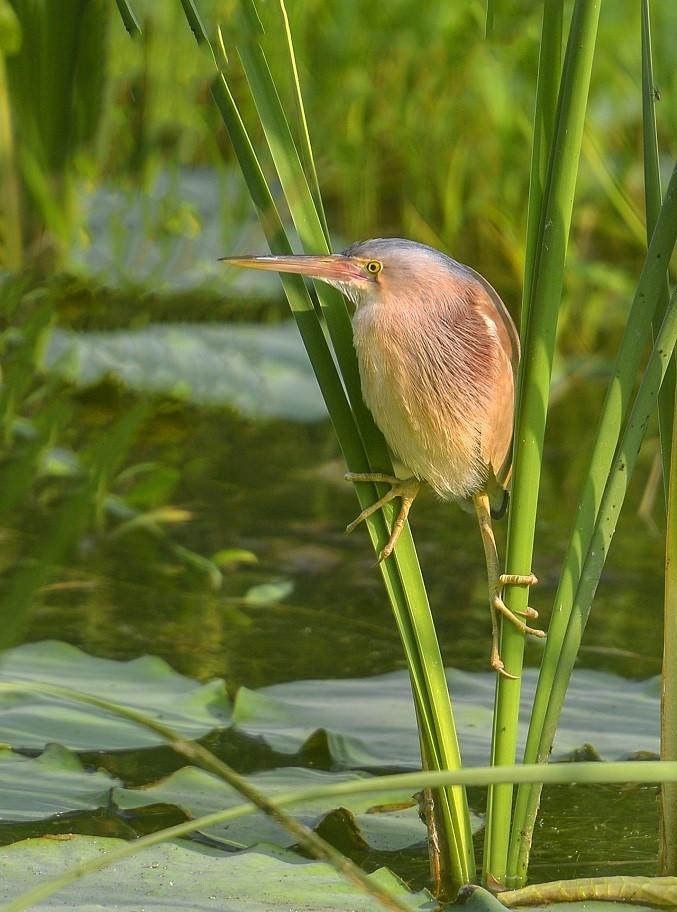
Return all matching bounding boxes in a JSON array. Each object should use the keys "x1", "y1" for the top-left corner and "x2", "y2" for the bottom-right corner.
[
  {"x1": 472, "y1": 491, "x2": 544, "y2": 678},
  {"x1": 345, "y1": 473, "x2": 421, "y2": 562}
]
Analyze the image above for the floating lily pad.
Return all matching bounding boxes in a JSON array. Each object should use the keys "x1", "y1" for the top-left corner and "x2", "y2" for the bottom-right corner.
[
  {"x1": 0, "y1": 746, "x2": 119, "y2": 822},
  {"x1": 0, "y1": 642, "x2": 660, "y2": 766},
  {"x1": 0, "y1": 836, "x2": 433, "y2": 911},
  {"x1": 45, "y1": 322, "x2": 325, "y2": 421},
  {"x1": 233, "y1": 668, "x2": 660, "y2": 768},
  {"x1": 114, "y1": 765, "x2": 436, "y2": 851},
  {"x1": 70, "y1": 169, "x2": 268, "y2": 294},
  {"x1": 0, "y1": 641, "x2": 231, "y2": 750}
]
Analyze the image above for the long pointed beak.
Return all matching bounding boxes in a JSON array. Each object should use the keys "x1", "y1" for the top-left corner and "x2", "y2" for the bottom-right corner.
[{"x1": 220, "y1": 254, "x2": 364, "y2": 284}]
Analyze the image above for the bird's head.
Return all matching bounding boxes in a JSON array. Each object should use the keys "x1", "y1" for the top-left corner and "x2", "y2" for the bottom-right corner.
[{"x1": 221, "y1": 238, "x2": 467, "y2": 311}]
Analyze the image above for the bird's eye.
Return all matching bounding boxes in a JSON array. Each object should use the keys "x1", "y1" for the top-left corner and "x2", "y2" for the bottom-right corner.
[{"x1": 366, "y1": 260, "x2": 382, "y2": 275}]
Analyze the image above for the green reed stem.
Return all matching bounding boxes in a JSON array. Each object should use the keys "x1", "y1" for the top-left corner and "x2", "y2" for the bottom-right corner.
[
  {"x1": 484, "y1": 0, "x2": 601, "y2": 884},
  {"x1": 177, "y1": 0, "x2": 474, "y2": 891},
  {"x1": 0, "y1": 11, "x2": 22, "y2": 271},
  {"x1": 661, "y1": 379, "x2": 677, "y2": 874},
  {"x1": 114, "y1": 0, "x2": 142, "y2": 38},
  {"x1": 273, "y1": 0, "x2": 329, "y2": 241},
  {"x1": 519, "y1": 0, "x2": 563, "y2": 340},
  {"x1": 641, "y1": 1, "x2": 676, "y2": 871},
  {"x1": 641, "y1": 0, "x2": 674, "y2": 503},
  {"x1": 510, "y1": 274, "x2": 677, "y2": 885}
]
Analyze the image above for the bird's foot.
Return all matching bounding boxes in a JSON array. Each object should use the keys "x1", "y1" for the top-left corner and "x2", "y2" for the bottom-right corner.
[
  {"x1": 344, "y1": 473, "x2": 420, "y2": 562},
  {"x1": 490, "y1": 573, "x2": 543, "y2": 678},
  {"x1": 499, "y1": 572, "x2": 539, "y2": 618},
  {"x1": 492, "y1": 592, "x2": 545, "y2": 638}
]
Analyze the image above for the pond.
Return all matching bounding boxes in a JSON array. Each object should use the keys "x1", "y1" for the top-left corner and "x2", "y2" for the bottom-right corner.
[{"x1": 0, "y1": 270, "x2": 666, "y2": 893}]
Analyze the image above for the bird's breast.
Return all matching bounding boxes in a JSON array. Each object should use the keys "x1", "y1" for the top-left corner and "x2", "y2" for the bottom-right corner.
[{"x1": 352, "y1": 304, "x2": 498, "y2": 501}]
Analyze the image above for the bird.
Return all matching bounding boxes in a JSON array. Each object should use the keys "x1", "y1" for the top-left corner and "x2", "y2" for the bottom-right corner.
[{"x1": 222, "y1": 238, "x2": 544, "y2": 676}]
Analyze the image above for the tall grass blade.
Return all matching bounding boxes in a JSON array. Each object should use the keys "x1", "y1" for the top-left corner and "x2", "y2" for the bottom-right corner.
[
  {"x1": 520, "y1": 0, "x2": 563, "y2": 339},
  {"x1": 661, "y1": 380, "x2": 677, "y2": 874},
  {"x1": 175, "y1": 0, "x2": 474, "y2": 891},
  {"x1": 641, "y1": 0, "x2": 676, "y2": 871},
  {"x1": 272, "y1": 0, "x2": 329, "y2": 242},
  {"x1": 516, "y1": 284, "x2": 677, "y2": 876},
  {"x1": 641, "y1": 0, "x2": 673, "y2": 503},
  {"x1": 484, "y1": 0, "x2": 601, "y2": 883},
  {"x1": 0, "y1": 404, "x2": 147, "y2": 649},
  {"x1": 114, "y1": 0, "x2": 142, "y2": 39},
  {"x1": 509, "y1": 167, "x2": 677, "y2": 879},
  {"x1": 0, "y1": 3, "x2": 22, "y2": 270}
]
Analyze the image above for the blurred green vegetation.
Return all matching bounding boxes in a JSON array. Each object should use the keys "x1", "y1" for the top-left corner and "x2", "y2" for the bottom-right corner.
[
  {"x1": 0, "y1": 0, "x2": 674, "y2": 663},
  {"x1": 2, "y1": 1, "x2": 676, "y2": 336}
]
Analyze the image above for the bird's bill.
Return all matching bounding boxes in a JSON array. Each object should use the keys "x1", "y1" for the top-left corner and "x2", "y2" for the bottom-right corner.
[{"x1": 220, "y1": 254, "x2": 364, "y2": 283}]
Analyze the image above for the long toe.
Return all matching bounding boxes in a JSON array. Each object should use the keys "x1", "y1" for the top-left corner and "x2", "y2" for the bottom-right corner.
[
  {"x1": 344, "y1": 474, "x2": 420, "y2": 562},
  {"x1": 492, "y1": 594, "x2": 546, "y2": 638},
  {"x1": 499, "y1": 572, "x2": 538, "y2": 587}
]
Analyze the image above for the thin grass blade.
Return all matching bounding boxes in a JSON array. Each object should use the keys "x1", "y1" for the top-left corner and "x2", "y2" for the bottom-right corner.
[
  {"x1": 0, "y1": 681, "x2": 411, "y2": 912},
  {"x1": 271, "y1": 0, "x2": 329, "y2": 242},
  {"x1": 510, "y1": 257, "x2": 677, "y2": 881},
  {"x1": 484, "y1": 0, "x2": 601, "y2": 884},
  {"x1": 661, "y1": 380, "x2": 677, "y2": 874},
  {"x1": 519, "y1": 0, "x2": 563, "y2": 339},
  {"x1": 177, "y1": 0, "x2": 474, "y2": 889},
  {"x1": 641, "y1": 0, "x2": 673, "y2": 502}
]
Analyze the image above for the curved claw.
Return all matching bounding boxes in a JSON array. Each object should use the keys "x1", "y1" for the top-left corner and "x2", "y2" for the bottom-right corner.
[
  {"x1": 492, "y1": 658, "x2": 519, "y2": 680},
  {"x1": 492, "y1": 594, "x2": 546, "y2": 639}
]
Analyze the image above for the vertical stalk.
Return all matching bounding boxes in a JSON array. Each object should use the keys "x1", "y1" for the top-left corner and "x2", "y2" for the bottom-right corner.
[
  {"x1": 520, "y1": 0, "x2": 563, "y2": 340},
  {"x1": 273, "y1": 0, "x2": 329, "y2": 242},
  {"x1": 660, "y1": 381, "x2": 677, "y2": 874},
  {"x1": 484, "y1": 0, "x2": 601, "y2": 885},
  {"x1": 0, "y1": 13, "x2": 22, "y2": 270},
  {"x1": 641, "y1": 0, "x2": 673, "y2": 503},
  {"x1": 642, "y1": 3, "x2": 675, "y2": 867},
  {"x1": 177, "y1": 0, "x2": 475, "y2": 891},
  {"x1": 508, "y1": 169, "x2": 677, "y2": 882}
]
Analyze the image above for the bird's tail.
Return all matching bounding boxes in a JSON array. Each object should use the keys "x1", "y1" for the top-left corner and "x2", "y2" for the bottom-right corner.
[
  {"x1": 486, "y1": 468, "x2": 509, "y2": 519},
  {"x1": 490, "y1": 488, "x2": 509, "y2": 520}
]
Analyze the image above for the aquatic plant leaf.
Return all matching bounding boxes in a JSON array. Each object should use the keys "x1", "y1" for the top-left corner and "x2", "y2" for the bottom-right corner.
[
  {"x1": 114, "y1": 764, "x2": 437, "y2": 851},
  {"x1": 500, "y1": 874, "x2": 677, "y2": 909},
  {"x1": 461, "y1": 884, "x2": 655, "y2": 912},
  {"x1": 45, "y1": 322, "x2": 326, "y2": 421},
  {"x1": 69, "y1": 170, "x2": 269, "y2": 294},
  {"x1": 233, "y1": 668, "x2": 659, "y2": 768},
  {"x1": 0, "y1": 746, "x2": 119, "y2": 821},
  {"x1": 0, "y1": 835, "x2": 431, "y2": 912},
  {"x1": 0, "y1": 641, "x2": 231, "y2": 750},
  {"x1": 244, "y1": 579, "x2": 294, "y2": 605},
  {"x1": 0, "y1": 642, "x2": 659, "y2": 765}
]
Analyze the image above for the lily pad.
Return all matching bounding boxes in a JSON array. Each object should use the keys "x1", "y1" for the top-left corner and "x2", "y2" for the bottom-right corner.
[
  {"x1": 0, "y1": 641, "x2": 231, "y2": 750},
  {"x1": 233, "y1": 668, "x2": 660, "y2": 768},
  {"x1": 114, "y1": 765, "x2": 435, "y2": 851},
  {"x1": 0, "y1": 836, "x2": 433, "y2": 911},
  {"x1": 70, "y1": 169, "x2": 268, "y2": 294},
  {"x1": 0, "y1": 642, "x2": 660, "y2": 766},
  {"x1": 0, "y1": 746, "x2": 118, "y2": 822},
  {"x1": 45, "y1": 322, "x2": 326, "y2": 421}
]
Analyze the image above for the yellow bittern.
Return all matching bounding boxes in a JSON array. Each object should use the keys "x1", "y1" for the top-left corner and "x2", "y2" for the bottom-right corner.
[{"x1": 223, "y1": 238, "x2": 544, "y2": 675}]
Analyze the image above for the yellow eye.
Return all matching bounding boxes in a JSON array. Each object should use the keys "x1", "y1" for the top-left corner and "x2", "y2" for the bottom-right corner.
[{"x1": 366, "y1": 260, "x2": 382, "y2": 275}]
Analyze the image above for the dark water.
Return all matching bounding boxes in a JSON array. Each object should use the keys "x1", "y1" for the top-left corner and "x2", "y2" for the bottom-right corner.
[
  {"x1": 25, "y1": 365, "x2": 664, "y2": 687},
  {"x1": 2, "y1": 285, "x2": 666, "y2": 886}
]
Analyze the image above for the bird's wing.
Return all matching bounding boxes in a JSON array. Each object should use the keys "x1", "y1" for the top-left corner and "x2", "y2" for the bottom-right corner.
[
  {"x1": 464, "y1": 266, "x2": 520, "y2": 372},
  {"x1": 465, "y1": 267, "x2": 520, "y2": 494}
]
